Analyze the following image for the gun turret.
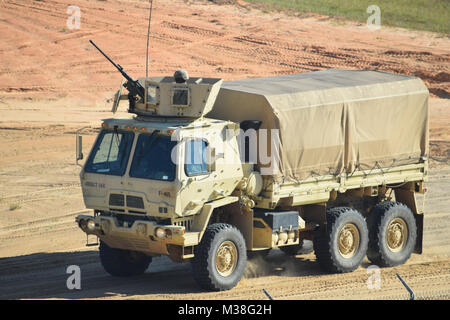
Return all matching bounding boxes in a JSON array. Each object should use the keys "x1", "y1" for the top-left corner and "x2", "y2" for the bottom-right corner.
[{"x1": 89, "y1": 40, "x2": 145, "y2": 111}]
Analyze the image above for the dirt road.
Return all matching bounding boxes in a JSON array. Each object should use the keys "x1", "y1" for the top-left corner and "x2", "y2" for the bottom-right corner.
[
  {"x1": 0, "y1": 0, "x2": 449, "y2": 299},
  {"x1": 0, "y1": 165, "x2": 449, "y2": 300}
]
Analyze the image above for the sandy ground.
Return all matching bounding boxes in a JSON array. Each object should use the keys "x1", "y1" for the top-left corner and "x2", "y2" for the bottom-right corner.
[{"x1": 0, "y1": 0, "x2": 449, "y2": 299}]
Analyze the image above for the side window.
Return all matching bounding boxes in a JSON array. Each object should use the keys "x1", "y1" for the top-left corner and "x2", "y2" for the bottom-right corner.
[
  {"x1": 185, "y1": 139, "x2": 208, "y2": 176},
  {"x1": 146, "y1": 84, "x2": 158, "y2": 105},
  {"x1": 172, "y1": 88, "x2": 189, "y2": 106}
]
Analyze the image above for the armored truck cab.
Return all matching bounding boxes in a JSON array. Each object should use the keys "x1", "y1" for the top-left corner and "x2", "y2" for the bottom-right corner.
[{"x1": 76, "y1": 68, "x2": 428, "y2": 291}]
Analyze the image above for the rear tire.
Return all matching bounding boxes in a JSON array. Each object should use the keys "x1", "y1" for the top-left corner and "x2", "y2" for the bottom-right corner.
[
  {"x1": 99, "y1": 241, "x2": 151, "y2": 277},
  {"x1": 313, "y1": 207, "x2": 368, "y2": 273},
  {"x1": 367, "y1": 201, "x2": 417, "y2": 267},
  {"x1": 192, "y1": 223, "x2": 247, "y2": 291}
]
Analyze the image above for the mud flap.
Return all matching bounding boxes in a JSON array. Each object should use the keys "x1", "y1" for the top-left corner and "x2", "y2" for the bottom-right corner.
[
  {"x1": 414, "y1": 213, "x2": 423, "y2": 254},
  {"x1": 394, "y1": 188, "x2": 423, "y2": 254}
]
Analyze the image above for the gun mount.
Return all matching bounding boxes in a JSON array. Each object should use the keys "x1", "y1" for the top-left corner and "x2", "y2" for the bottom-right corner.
[
  {"x1": 114, "y1": 75, "x2": 223, "y2": 118},
  {"x1": 91, "y1": 40, "x2": 222, "y2": 118},
  {"x1": 90, "y1": 40, "x2": 145, "y2": 111}
]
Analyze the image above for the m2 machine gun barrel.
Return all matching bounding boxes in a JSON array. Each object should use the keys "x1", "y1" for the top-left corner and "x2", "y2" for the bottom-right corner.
[{"x1": 89, "y1": 40, "x2": 145, "y2": 110}]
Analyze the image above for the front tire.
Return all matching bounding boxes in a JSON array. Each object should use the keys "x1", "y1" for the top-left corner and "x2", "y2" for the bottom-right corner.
[
  {"x1": 99, "y1": 241, "x2": 152, "y2": 277},
  {"x1": 192, "y1": 223, "x2": 247, "y2": 291},
  {"x1": 313, "y1": 207, "x2": 369, "y2": 273},
  {"x1": 367, "y1": 201, "x2": 417, "y2": 267}
]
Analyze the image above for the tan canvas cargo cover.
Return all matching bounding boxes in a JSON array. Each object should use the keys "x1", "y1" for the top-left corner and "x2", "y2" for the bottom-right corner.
[{"x1": 207, "y1": 69, "x2": 429, "y2": 182}]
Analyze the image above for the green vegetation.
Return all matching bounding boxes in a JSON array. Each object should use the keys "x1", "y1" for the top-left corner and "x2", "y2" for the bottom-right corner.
[{"x1": 246, "y1": 0, "x2": 450, "y2": 34}]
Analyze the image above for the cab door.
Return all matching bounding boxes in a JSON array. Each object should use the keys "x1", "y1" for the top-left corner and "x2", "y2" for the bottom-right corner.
[{"x1": 178, "y1": 138, "x2": 215, "y2": 215}]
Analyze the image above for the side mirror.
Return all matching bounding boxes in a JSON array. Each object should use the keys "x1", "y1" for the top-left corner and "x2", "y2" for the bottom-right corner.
[
  {"x1": 76, "y1": 134, "x2": 83, "y2": 164},
  {"x1": 240, "y1": 120, "x2": 262, "y2": 132}
]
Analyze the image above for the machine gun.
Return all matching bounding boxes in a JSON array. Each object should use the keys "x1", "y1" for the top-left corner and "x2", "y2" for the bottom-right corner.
[{"x1": 89, "y1": 40, "x2": 145, "y2": 111}]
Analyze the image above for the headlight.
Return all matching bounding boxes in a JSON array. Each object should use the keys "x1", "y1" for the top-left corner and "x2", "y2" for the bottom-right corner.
[
  {"x1": 155, "y1": 227, "x2": 166, "y2": 238},
  {"x1": 87, "y1": 219, "x2": 96, "y2": 231}
]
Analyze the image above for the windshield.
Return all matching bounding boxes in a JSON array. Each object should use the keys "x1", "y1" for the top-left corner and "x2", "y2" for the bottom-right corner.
[
  {"x1": 84, "y1": 130, "x2": 134, "y2": 175},
  {"x1": 129, "y1": 133, "x2": 177, "y2": 181}
]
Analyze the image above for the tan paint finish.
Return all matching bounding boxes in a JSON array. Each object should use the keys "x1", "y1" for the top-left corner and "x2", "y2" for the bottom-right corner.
[{"x1": 77, "y1": 70, "x2": 428, "y2": 258}]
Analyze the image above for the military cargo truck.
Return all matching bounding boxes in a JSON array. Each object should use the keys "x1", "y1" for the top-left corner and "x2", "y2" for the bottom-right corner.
[{"x1": 75, "y1": 55, "x2": 428, "y2": 291}]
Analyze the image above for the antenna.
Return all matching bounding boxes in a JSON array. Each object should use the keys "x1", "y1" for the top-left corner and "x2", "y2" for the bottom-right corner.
[{"x1": 146, "y1": 0, "x2": 154, "y2": 79}]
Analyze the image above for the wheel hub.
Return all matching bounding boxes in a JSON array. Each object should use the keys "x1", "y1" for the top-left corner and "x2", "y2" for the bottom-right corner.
[
  {"x1": 216, "y1": 241, "x2": 238, "y2": 277},
  {"x1": 386, "y1": 218, "x2": 408, "y2": 252},
  {"x1": 338, "y1": 223, "x2": 360, "y2": 258}
]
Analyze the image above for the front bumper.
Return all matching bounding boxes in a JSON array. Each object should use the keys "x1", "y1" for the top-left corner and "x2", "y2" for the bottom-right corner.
[{"x1": 75, "y1": 214, "x2": 198, "y2": 256}]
